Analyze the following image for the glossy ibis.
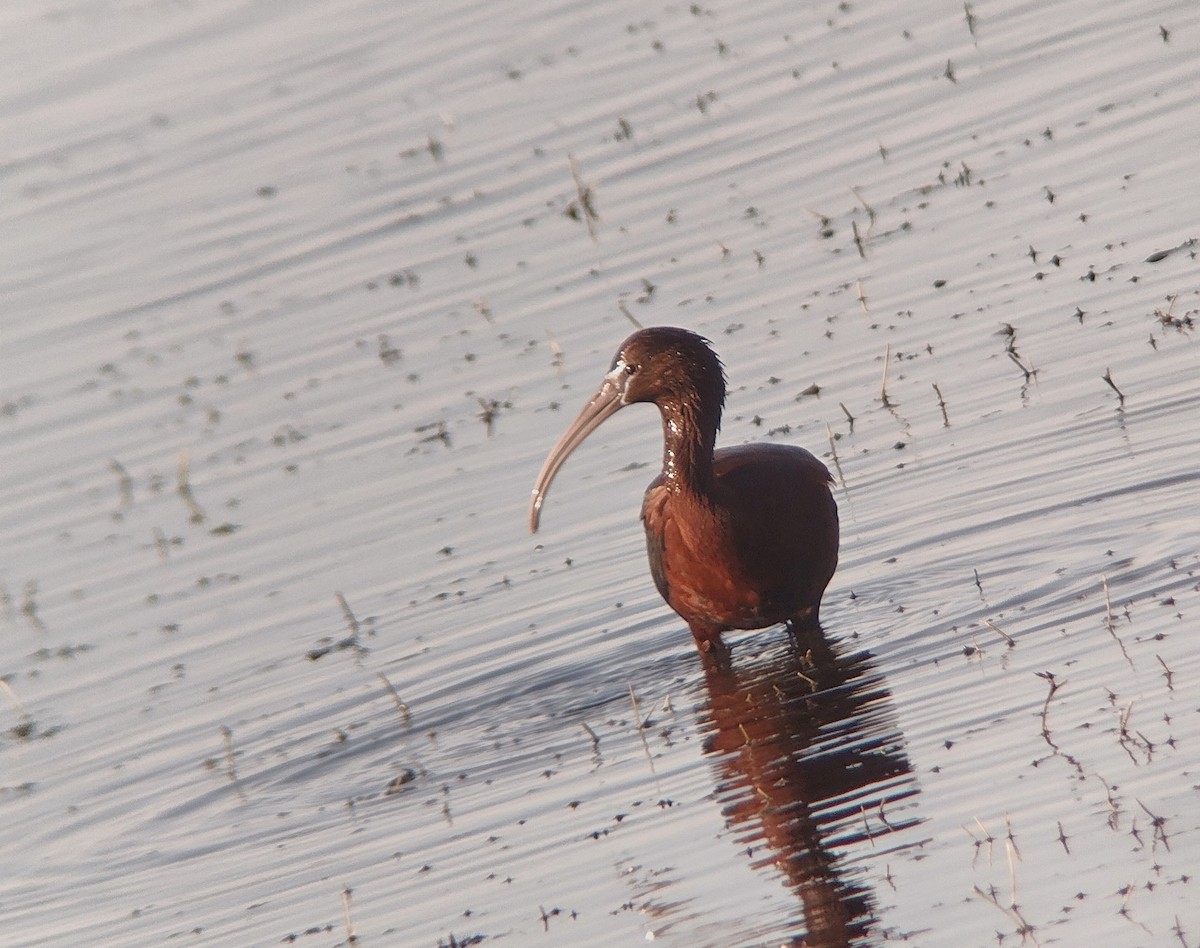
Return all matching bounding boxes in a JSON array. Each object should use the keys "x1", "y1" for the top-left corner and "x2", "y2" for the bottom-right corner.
[{"x1": 530, "y1": 327, "x2": 838, "y2": 652}]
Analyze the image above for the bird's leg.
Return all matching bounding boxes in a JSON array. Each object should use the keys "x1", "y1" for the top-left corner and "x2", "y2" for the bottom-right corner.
[
  {"x1": 698, "y1": 637, "x2": 734, "y2": 674},
  {"x1": 784, "y1": 615, "x2": 839, "y2": 691},
  {"x1": 788, "y1": 603, "x2": 821, "y2": 630},
  {"x1": 688, "y1": 621, "x2": 728, "y2": 657},
  {"x1": 784, "y1": 610, "x2": 825, "y2": 654}
]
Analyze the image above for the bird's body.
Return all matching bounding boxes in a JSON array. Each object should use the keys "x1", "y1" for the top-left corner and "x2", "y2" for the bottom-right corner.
[
  {"x1": 642, "y1": 442, "x2": 837, "y2": 649},
  {"x1": 530, "y1": 327, "x2": 838, "y2": 652}
]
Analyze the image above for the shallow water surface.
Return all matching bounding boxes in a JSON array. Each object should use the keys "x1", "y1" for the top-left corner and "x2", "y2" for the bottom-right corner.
[{"x1": 2, "y1": 0, "x2": 1198, "y2": 945}]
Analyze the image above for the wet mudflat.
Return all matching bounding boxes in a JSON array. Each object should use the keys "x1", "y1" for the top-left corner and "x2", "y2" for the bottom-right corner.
[{"x1": 2, "y1": 0, "x2": 1198, "y2": 945}]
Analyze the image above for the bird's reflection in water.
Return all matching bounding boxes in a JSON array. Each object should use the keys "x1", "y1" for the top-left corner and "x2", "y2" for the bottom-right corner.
[{"x1": 699, "y1": 627, "x2": 921, "y2": 947}]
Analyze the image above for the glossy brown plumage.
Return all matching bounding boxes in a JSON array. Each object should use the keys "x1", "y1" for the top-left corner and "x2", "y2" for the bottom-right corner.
[{"x1": 530, "y1": 327, "x2": 838, "y2": 652}]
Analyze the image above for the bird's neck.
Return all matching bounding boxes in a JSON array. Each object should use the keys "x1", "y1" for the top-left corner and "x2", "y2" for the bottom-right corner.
[{"x1": 659, "y1": 398, "x2": 719, "y2": 497}]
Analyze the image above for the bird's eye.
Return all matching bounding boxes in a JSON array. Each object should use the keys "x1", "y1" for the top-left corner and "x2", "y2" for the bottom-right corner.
[{"x1": 624, "y1": 362, "x2": 637, "y2": 376}]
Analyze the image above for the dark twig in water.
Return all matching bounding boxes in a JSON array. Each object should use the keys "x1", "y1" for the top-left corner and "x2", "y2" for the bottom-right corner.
[
  {"x1": 1116, "y1": 882, "x2": 1154, "y2": 936},
  {"x1": 850, "y1": 186, "x2": 876, "y2": 226},
  {"x1": 879, "y1": 344, "x2": 893, "y2": 407},
  {"x1": 109, "y1": 459, "x2": 133, "y2": 508},
  {"x1": 337, "y1": 592, "x2": 361, "y2": 639},
  {"x1": 1156, "y1": 654, "x2": 1174, "y2": 691},
  {"x1": 1, "y1": 680, "x2": 34, "y2": 740},
  {"x1": 1004, "y1": 820, "x2": 1021, "y2": 907},
  {"x1": 972, "y1": 885, "x2": 1039, "y2": 946},
  {"x1": 1056, "y1": 821, "x2": 1070, "y2": 854},
  {"x1": 1007, "y1": 349, "x2": 1034, "y2": 383},
  {"x1": 839, "y1": 401, "x2": 855, "y2": 433},
  {"x1": 1001, "y1": 325, "x2": 1037, "y2": 387},
  {"x1": 1032, "y1": 672, "x2": 1084, "y2": 772},
  {"x1": 618, "y1": 301, "x2": 644, "y2": 329},
  {"x1": 545, "y1": 330, "x2": 565, "y2": 373},
  {"x1": 1093, "y1": 773, "x2": 1122, "y2": 829},
  {"x1": 628, "y1": 683, "x2": 656, "y2": 773},
  {"x1": 826, "y1": 424, "x2": 847, "y2": 490},
  {"x1": 177, "y1": 452, "x2": 206, "y2": 524},
  {"x1": 860, "y1": 804, "x2": 875, "y2": 847},
  {"x1": 342, "y1": 886, "x2": 358, "y2": 945},
  {"x1": 417, "y1": 420, "x2": 452, "y2": 448},
  {"x1": 970, "y1": 817, "x2": 995, "y2": 866},
  {"x1": 538, "y1": 905, "x2": 560, "y2": 933},
  {"x1": 932, "y1": 382, "x2": 950, "y2": 426},
  {"x1": 1102, "y1": 576, "x2": 1134, "y2": 670},
  {"x1": 877, "y1": 797, "x2": 896, "y2": 833},
  {"x1": 984, "y1": 618, "x2": 1014, "y2": 648},
  {"x1": 1135, "y1": 799, "x2": 1170, "y2": 851},
  {"x1": 378, "y1": 673, "x2": 411, "y2": 727},
  {"x1": 477, "y1": 397, "x2": 509, "y2": 436},
  {"x1": 21, "y1": 581, "x2": 47, "y2": 633},
  {"x1": 221, "y1": 725, "x2": 247, "y2": 802},
  {"x1": 1116, "y1": 701, "x2": 1153, "y2": 765},
  {"x1": 1005, "y1": 814, "x2": 1022, "y2": 860},
  {"x1": 566, "y1": 155, "x2": 599, "y2": 241},
  {"x1": 805, "y1": 207, "x2": 833, "y2": 239},
  {"x1": 1102, "y1": 368, "x2": 1126, "y2": 406},
  {"x1": 1035, "y1": 672, "x2": 1063, "y2": 752},
  {"x1": 307, "y1": 593, "x2": 368, "y2": 660}
]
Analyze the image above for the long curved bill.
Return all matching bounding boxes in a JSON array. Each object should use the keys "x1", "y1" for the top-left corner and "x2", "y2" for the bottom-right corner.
[{"x1": 529, "y1": 367, "x2": 627, "y2": 533}]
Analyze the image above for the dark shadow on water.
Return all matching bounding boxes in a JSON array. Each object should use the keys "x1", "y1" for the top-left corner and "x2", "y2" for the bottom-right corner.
[{"x1": 699, "y1": 625, "x2": 921, "y2": 947}]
